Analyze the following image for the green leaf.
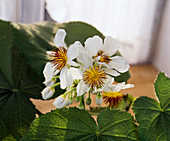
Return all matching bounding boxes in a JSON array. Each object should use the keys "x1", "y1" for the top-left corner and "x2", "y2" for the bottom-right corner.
[
  {"x1": 154, "y1": 72, "x2": 170, "y2": 108},
  {"x1": 133, "y1": 72, "x2": 170, "y2": 141},
  {"x1": 59, "y1": 21, "x2": 105, "y2": 46},
  {"x1": 64, "y1": 108, "x2": 97, "y2": 141},
  {"x1": 133, "y1": 97, "x2": 170, "y2": 141},
  {"x1": 22, "y1": 108, "x2": 138, "y2": 141},
  {"x1": 114, "y1": 71, "x2": 131, "y2": 83},
  {"x1": 21, "y1": 108, "x2": 69, "y2": 141},
  {"x1": 97, "y1": 109, "x2": 138, "y2": 141},
  {"x1": 0, "y1": 20, "x2": 13, "y2": 85},
  {"x1": 0, "y1": 45, "x2": 38, "y2": 140}
]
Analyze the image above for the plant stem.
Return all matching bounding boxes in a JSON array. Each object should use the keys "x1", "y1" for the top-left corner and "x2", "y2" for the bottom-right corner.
[
  {"x1": 51, "y1": 82, "x2": 60, "y2": 88},
  {"x1": 82, "y1": 95, "x2": 85, "y2": 110}
]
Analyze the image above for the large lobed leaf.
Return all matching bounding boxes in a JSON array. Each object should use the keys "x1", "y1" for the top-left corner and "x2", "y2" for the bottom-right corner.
[
  {"x1": 22, "y1": 108, "x2": 138, "y2": 141},
  {"x1": 133, "y1": 72, "x2": 170, "y2": 141},
  {"x1": 0, "y1": 41, "x2": 39, "y2": 140}
]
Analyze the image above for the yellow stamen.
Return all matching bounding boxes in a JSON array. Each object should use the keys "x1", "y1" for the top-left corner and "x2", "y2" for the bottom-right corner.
[
  {"x1": 49, "y1": 47, "x2": 67, "y2": 70},
  {"x1": 103, "y1": 92, "x2": 123, "y2": 98},
  {"x1": 95, "y1": 50, "x2": 112, "y2": 64},
  {"x1": 103, "y1": 92, "x2": 123, "y2": 107},
  {"x1": 83, "y1": 66, "x2": 106, "y2": 88}
]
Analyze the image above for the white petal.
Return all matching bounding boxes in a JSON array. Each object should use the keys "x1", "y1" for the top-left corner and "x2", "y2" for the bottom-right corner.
[
  {"x1": 102, "y1": 85, "x2": 114, "y2": 92},
  {"x1": 69, "y1": 67, "x2": 83, "y2": 80},
  {"x1": 60, "y1": 66, "x2": 73, "y2": 89},
  {"x1": 112, "y1": 82, "x2": 134, "y2": 92},
  {"x1": 77, "y1": 46, "x2": 93, "y2": 68},
  {"x1": 54, "y1": 70, "x2": 60, "y2": 75},
  {"x1": 53, "y1": 95, "x2": 66, "y2": 109},
  {"x1": 41, "y1": 86, "x2": 55, "y2": 100},
  {"x1": 43, "y1": 62, "x2": 55, "y2": 81},
  {"x1": 97, "y1": 61, "x2": 110, "y2": 68},
  {"x1": 67, "y1": 41, "x2": 80, "y2": 60},
  {"x1": 104, "y1": 68, "x2": 120, "y2": 76},
  {"x1": 102, "y1": 36, "x2": 120, "y2": 56},
  {"x1": 85, "y1": 36, "x2": 102, "y2": 56},
  {"x1": 46, "y1": 51, "x2": 53, "y2": 56},
  {"x1": 105, "y1": 75, "x2": 115, "y2": 85},
  {"x1": 93, "y1": 88, "x2": 103, "y2": 93},
  {"x1": 43, "y1": 79, "x2": 55, "y2": 87},
  {"x1": 67, "y1": 59, "x2": 79, "y2": 66},
  {"x1": 102, "y1": 76, "x2": 115, "y2": 92},
  {"x1": 77, "y1": 80, "x2": 90, "y2": 96},
  {"x1": 108, "y1": 56, "x2": 130, "y2": 73},
  {"x1": 53, "y1": 29, "x2": 66, "y2": 48},
  {"x1": 121, "y1": 83, "x2": 134, "y2": 90}
]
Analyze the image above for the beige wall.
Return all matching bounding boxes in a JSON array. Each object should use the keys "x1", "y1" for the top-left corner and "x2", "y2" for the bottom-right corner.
[{"x1": 152, "y1": 0, "x2": 170, "y2": 77}]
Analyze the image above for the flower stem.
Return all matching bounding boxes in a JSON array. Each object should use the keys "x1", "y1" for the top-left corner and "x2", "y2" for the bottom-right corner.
[
  {"x1": 82, "y1": 95, "x2": 85, "y2": 110},
  {"x1": 88, "y1": 92, "x2": 91, "y2": 98},
  {"x1": 51, "y1": 82, "x2": 60, "y2": 88},
  {"x1": 53, "y1": 76, "x2": 59, "y2": 79},
  {"x1": 64, "y1": 87, "x2": 76, "y2": 96}
]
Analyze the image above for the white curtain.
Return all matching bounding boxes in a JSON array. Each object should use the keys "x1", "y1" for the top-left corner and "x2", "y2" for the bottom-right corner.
[
  {"x1": 0, "y1": 0, "x2": 19, "y2": 22},
  {"x1": 0, "y1": 0, "x2": 45, "y2": 23},
  {"x1": 46, "y1": 0, "x2": 159, "y2": 64}
]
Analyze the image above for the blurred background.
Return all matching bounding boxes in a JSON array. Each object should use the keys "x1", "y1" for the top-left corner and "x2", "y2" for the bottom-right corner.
[
  {"x1": 0, "y1": 0, "x2": 169, "y2": 112},
  {"x1": 0, "y1": 0, "x2": 169, "y2": 76}
]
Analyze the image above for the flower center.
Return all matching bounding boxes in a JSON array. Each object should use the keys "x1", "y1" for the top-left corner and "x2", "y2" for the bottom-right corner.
[
  {"x1": 103, "y1": 92, "x2": 123, "y2": 107},
  {"x1": 49, "y1": 47, "x2": 67, "y2": 70},
  {"x1": 83, "y1": 66, "x2": 106, "y2": 88},
  {"x1": 95, "y1": 50, "x2": 112, "y2": 64}
]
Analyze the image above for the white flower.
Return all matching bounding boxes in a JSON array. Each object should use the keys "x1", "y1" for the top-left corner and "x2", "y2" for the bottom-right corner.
[
  {"x1": 83, "y1": 35, "x2": 130, "y2": 74},
  {"x1": 76, "y1": 53, "x2": 115, "y2": 96},
  {"x1": 47, "y1": 29, "x2": 80, "y2": 89},
  {"x1": 41, "y1": 86, "x2": 55, "y2": 100},
  {"x1": 53, "y1": 95, "x2": 66, "y2": 109},
  {"x1": 102, "y1": 82, "x2": 134, "y2": 107},
  {"x1": 43, "y1": 62, "x2": 59, "y2": 86}
]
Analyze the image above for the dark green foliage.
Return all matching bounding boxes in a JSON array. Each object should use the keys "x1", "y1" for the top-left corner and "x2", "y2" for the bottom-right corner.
[
  {"x1": 133, "y1": 72, "x2": 170, "y2": 141},
  {"x1": 22, "y1": 108, "x2": 138, "y2": 141}
]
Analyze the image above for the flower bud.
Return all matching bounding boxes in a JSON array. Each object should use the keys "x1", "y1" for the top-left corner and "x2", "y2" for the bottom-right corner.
[
  {"x1": 66, "y1": 97, "x2": 73, "y2": 106},
  {"x1": 86, "y1": 98, "x2": 92, "y2": 105},
  {"x1": 41, "y1": 86, "x2": 55, "y2": 100},
  {"x1": 96, "y1": 94, "x2": 103, "y2": 105},
  {"x1": 43, "y1": 78, "x2": 56, "y2": 87},
  {"x1": 53, "y1": 95, "x2": 66, "y2": 109},
  {"x1": 78, "y1": 103, "x2": 84, "y2": 110},
  {"x1": 75, "y1": 96, "x2": 80, "y2": 103}
]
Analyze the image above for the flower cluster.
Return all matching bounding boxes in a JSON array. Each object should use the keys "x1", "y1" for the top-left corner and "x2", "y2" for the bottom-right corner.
[{"x1": 41, "y1": 29, "x2": 134, "y2": 109}]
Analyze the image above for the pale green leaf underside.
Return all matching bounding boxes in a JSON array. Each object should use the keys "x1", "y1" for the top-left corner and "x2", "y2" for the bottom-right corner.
[{"x1": 154, "y1": 72, "x2": 170, "y2": 108}]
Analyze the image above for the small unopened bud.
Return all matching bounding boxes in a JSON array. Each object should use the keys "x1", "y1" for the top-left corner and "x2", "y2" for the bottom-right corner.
[
  {"x1": 53, "y1": 95, "x2": 66, "y2": 109},
  {"x1": 75, "y1": 97, "x2": 80, "y2": 103},
  {"x1": 41, "y1": 86, "x2": 55, "y2": 100},
  {"x1": 78, "y1": 103, "x2": 84, "y2": 110},
  {"x1": 96, "y1": 94, "x2": 103, "y2": 105},
  {"x1": 66, "y1": 97, "x2": 73, "y2": 106},
  {"x1": 86, "y1": 98, "x2": 92, "y2": 105}
]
